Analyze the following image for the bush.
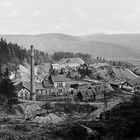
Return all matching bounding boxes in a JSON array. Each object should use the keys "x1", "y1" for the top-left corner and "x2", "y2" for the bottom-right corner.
[
  {"x1": 14, "y1": 124, "x2": 31, "y2": 132},
  {"x1": 54, "y1": 120, "x2": 107, "y2": 140},
  {"x1": 102, "y1": 94, "x2": 140, "y2": 139}
]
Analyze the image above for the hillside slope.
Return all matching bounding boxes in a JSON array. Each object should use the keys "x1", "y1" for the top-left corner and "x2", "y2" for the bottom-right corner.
[
  {"x1": 0, "y1": 35, "x2": 45, "y2": 51},
  {"x1": 0, "y1": 33, "x2": 139, "y2": 59}
]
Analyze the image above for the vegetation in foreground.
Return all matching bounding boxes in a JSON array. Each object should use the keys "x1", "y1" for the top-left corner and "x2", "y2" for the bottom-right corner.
[
  {"x1": 0, "y1": 92, "x2": 139, "y2": 140},
  {"x1": 0, "y1": 70, "x2": 18, "y2": 112},
  {"x1": 53, "y1": 94, "x2": 140, "y2": 140}
]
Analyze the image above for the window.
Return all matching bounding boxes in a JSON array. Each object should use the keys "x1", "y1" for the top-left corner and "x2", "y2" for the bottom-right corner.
[{"x1": 58, "y1": 82, "x2": 63, "y2": 89}]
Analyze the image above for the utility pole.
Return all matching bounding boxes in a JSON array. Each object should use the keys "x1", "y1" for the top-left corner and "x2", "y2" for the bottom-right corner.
[{"x1": 30, "y1": 45, "x2": 36, "y2": 101}]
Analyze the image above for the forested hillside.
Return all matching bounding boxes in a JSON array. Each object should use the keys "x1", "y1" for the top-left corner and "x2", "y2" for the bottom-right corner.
[
  {"x1": 0, "y1": 38, "x2": 49, "y2": 73},
  {"x1": 52, "y1": 51, "x2": 92, "y2": 63},
  {"x1": 0, "y1": 38, "x2": 96, "y2": 73}
]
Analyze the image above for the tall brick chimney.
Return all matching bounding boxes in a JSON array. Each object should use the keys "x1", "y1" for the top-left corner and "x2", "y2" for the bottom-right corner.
[{"x1": 30, "y1": 45, "x2": 36, "y2": 100}]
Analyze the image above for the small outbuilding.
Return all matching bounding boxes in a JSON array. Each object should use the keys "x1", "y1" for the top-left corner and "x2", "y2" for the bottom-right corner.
[{"x1": 120, "y1": 78, "x2": 140, "y2": 93}]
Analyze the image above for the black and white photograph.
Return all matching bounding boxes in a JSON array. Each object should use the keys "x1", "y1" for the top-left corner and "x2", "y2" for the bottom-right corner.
[{"x1": 0, "y1": 0, "x2": 140, "y2": 139}]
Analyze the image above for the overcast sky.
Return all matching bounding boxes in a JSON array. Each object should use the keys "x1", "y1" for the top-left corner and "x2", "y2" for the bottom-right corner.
[{"x1": 0, "y1": 0, "x2": 140, "y2": 35}]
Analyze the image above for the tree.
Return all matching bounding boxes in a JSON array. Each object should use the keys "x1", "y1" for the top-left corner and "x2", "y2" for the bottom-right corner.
[
  {"x1": 49, "y1": 63, "x2": 54, "y2": 74},
  {"x1": 0, "y1": 77, "x2": 18, "y2": 110},
  {"x1": 0, "y1": 66, "x2": 18, "y2": 110},
  {"x1": 77, "y1": 63, "x2": 92, "y2": 78}
]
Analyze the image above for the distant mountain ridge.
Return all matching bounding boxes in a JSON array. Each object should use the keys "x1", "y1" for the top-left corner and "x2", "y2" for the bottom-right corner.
[
  {"x1": 0, "y1": 33, "x2": 140, "y2": 59},
  {"x1": 80, "y1": 34, "x2": 140, "y2": 51}
]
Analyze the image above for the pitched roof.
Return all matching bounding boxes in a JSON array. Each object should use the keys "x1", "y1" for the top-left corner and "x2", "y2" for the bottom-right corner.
[
  {"x1": 42, "y1": 79, "x2": 54, "y2": 88},
  {"x1": 15, "y1": 81, "x2": 46, "y2": 92},
  {"x1": 126, "y1": 78, "x2": 140, "y2": 87},
  {"x1": 109, "y1": 80, "x2": 122, "y2": 86},
  {"x1": 113, "y1": 67, "x2": 140, "y2": 80},
  {"x1": 51, "y1": 74, "x2": 74, "y2": 82},
  {"x1": 14, "y1": 82, "x2": 23, "y2": 92},
  {"x1": 35, "y1": 82, "x2": 45, "y2": 90}
]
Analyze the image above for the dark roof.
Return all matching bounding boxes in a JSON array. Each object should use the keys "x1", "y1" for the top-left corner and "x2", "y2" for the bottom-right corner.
[
  {"x1": 42, "y1": 79, "x2": 54, "y2": 88},
  {"x1": 51, "y1": 74, "x2": 74, "y2": 82},
  {"x1": 42, "y1": 74, "x2": 54, "y2": 88},
  {"x1": 14, "y1": 81, "x2": 45, "y2": 92},
  {"x1": 14, "y1": 82, "x2": 23, "y2": 92},
  {"x1": 35, "y1": 82, "x2": 45, "y2": 90},
  {"x1": 43, "y1": 74, "x2": 78, "y2": 88},
  {"x1": 123, "y1": 78, "x2": 140, "y2": 87},
  {"x1": 109, "y1": 80, "x2": 121, "y2": 86}
]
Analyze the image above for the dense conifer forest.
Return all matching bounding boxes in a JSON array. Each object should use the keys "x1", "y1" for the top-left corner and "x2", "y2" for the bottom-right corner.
[{"x1": 0, "y1": 38, "x2": 49, "y2": 73}]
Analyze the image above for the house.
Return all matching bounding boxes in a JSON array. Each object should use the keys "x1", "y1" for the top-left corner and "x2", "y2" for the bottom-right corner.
[
  {"x1": 70, "y1": 82, "x2": 100, "y2": 102},
  {"x1": 74, "y1": 85, "x2": 96, "y2": 102},
  {"x1": 43, "y1": 74, "x2": 75, "y2": 95},
  {"x1": 120, "y1": 78, "x2": 140, "y2": 93},
  {"x1": 14, "y1": 81, "x2": 51, "y2": 100},
  {"x1": 70, "y1": 81, "x2": 112, "y2": 102},
  {"x1": 14, "y1": 82, "x2": 30, "y2": 100},
  {"x1": 71, "y1": 79, "x2": 113, "y2": 94}
]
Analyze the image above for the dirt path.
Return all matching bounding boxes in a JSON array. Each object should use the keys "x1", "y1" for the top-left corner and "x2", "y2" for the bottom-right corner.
[{"x1": 81, "y1": 98, "x2": 123, "y2": 121}]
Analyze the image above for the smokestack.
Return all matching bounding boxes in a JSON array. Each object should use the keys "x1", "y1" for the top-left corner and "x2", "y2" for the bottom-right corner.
[{"x1": 30, "y1": 45, "x2": 36, "y2": 100}]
